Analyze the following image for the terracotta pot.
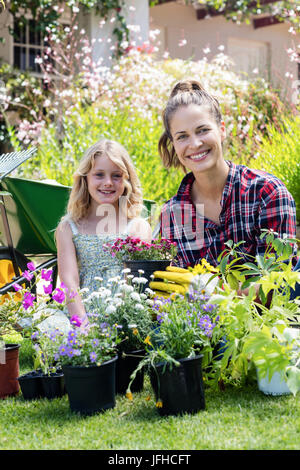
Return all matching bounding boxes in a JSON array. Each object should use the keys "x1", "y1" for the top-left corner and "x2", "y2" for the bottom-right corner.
[{"x1": 0, "y1": 343, "x2": 20, "y2": 399}]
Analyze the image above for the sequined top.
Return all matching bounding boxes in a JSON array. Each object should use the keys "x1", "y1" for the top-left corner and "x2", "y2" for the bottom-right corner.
[{"x1": 68, "y1": 218, "x2": 128, "y2": 294}]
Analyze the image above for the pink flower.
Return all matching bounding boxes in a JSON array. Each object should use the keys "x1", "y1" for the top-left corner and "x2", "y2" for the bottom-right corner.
[
  {"x1": 52, "y1": 288, "x2": 65, "y2": 304},
  {"x1": 23, "y1": 292, "x2": 35, "y2": 310},
  {"x1": 13, "y1": 283, "x2": 23, "y2": 292},
  {"x1": 43, "y1": 283, "x2": 53, "y2": 295},
  {"x1": 23, "y1": 270, "x2": 34, "y2": 282},
  {"x1": 41, "y1": 269, "x2": 53, "y2": 281},
  {"x1": 27, "y1": 261, "x2": 36, "y2": 271},
  {"x1": 70, "y1": 315, "x2": 82, "y2": 327},
  {"x1": 69, "y1": 290, "x2": 77, "y2": 299}
]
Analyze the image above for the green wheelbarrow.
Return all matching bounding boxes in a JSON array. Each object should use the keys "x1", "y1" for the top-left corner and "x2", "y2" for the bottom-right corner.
[{"x1": 0, "y1": 148, "x2": 156, "y2": 297}]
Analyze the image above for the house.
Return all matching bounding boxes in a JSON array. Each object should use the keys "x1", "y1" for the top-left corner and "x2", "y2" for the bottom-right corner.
[
  {"x1": 0, "y1": 0, "x2": 149, "y2": 73},
  {"x1": 149, "y1": 1, "x2": 299, "y2": 103},
  {"x1": 0, "y1": 0, "x2": 298, "y2": 102}
]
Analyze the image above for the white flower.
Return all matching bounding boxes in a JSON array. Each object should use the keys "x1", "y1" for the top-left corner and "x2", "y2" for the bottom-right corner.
[
  {"x1": 135, "y1": 303, "x2": 144, "y2": 310},
  {"x1": 130, "y1": 292, "x2": 141, "y2": 302},
  {"x1": 132, "y1": 277, "x2": 148, "y2": 284},
  {"x1": 106, "y1": 305, "x2": 116, "y2": 314},
  {"x1": 120, "y1": 284, "x2": 134, "y2": 293},
  {"x1": 79, "y1": 287, "x2": 89, "y2": 294},
  {"x1": 138, "y1": 269, "x2": 145, "y2": 274},
  {"x1": 122, "y1": 268, "x2": 131, "y2": 274},
  {"x1": 145, "y1": 288, "x2": 154, "y2": 296},
  {"x1": 146, "y1": 299, "x2": 154, "y2": 306}
]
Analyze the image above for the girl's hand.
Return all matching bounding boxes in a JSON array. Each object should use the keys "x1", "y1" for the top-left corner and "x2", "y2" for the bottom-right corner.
[{"x1": 79, "y1": 314, "x2": 90, "y2": 332}]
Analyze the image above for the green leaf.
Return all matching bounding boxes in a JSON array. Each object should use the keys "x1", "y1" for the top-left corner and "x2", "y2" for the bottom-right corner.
[{"x1": 286, "y1": 366, "x2": 300, "y2": 396}]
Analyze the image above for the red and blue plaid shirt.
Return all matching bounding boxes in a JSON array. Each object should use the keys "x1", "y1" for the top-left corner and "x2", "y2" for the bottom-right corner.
[{"x1": 160, "y1": 161, "x2": 297, "y2": 268}]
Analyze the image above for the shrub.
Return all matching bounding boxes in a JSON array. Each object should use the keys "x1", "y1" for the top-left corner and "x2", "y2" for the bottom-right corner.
[{"x1": 252, "y1": 115, "x2": 300, "y2": 224}]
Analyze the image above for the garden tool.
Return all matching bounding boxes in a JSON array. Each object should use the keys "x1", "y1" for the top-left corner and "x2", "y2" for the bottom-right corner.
[{"x1": 149, "y1": 264, "x2": 219, "y2": 298}]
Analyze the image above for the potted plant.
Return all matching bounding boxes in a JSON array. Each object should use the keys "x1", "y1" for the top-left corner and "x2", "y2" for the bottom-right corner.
[
  {"x1": 104, "y1": 237, "x2": 177, "y2": 291},
  {"x1": 83, "y1": 274, "x2": 154, "y2": 395},
  {"x1": 208, "y1": 230, "x2": 300, "y2": 390},
  {"x1": 243, "y1": 323, "x2": 300, "y2": 396},
  {"x1": 18, "y1": 327, "x2": 66, "y2": 400},
  {"x1": 55, "y1": 314, "x2": 120, "y2": 415},
  {"x1": 0, "y1": 262, "x2": 73, "y2": 399},
  {"x1": 126, "y1": 290, "x2": 221, "y2": 416}
]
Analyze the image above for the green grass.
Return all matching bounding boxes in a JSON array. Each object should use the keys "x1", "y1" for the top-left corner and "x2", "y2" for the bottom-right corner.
[{"x1": 1, "y1": 342, "x2": 299, "y2": 450}]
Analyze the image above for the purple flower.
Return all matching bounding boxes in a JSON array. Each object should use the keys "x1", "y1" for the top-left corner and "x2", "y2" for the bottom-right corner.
[
  {"x1": 198, "y1": 315, "x2": 216, "y2": 338},
  {"x1": 52, "y1": 288, "x2": 65, "y2": 304},
  {"x1": 22, "y1": 292, "x2": 35, "y2": 310},
  {"x1": 43, "y1": 283, "x2": 53, "y2": 295},
  {"x1": 31, "y1": 331, "x2": 39, "y2": 340},
  {"x1": 91, "y1": 338, "x2": 99, "y2": 347},
  {"x1": 23, "y1": 270, "x2": 34, "y2": 282},
  {"x1": 90, "y1": 351, "x2": 97, "y2": 363},
  {"x1": 70, "y1": 315, "x2": 82, "y2": 327},
  {"x1": 27, "y1": 261, "x2": 35, "y2": 271},
  {"x1": 66, "y1": 348, "x2": 76, "y2": 358},
  {"x1": 41, "y1": 268, "x2": 53, "y2": 281},
  {"x1": 12, "y1": 283, "x2": 23, "y2": 292},
  {"x1": 58, "y1": 344, "x2": 68, "y2": 356}
]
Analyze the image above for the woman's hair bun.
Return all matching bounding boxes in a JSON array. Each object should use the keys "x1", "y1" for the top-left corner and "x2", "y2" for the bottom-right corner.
[{"x1": 170, "y1": 79, "x2": 205, "y2": 98}]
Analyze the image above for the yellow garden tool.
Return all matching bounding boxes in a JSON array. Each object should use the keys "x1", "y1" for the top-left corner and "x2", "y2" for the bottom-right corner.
[{"x1": 149, "y1": 263, "x2": 219, "y2": 298}]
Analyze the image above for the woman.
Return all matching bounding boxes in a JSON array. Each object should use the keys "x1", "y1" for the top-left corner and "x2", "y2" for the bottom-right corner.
[{"x1": 158, "y1": 79, "x2": 298, "y2": 271}]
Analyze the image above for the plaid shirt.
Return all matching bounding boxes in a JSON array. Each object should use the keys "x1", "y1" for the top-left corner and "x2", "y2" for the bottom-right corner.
[{"x1": 160, "y1": 161, "x2": 297, "y2": 268}]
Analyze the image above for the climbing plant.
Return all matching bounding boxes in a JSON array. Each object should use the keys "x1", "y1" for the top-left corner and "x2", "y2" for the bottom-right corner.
[{"x1": 6, "y1": 0, "x2": 129, "y2": 57}]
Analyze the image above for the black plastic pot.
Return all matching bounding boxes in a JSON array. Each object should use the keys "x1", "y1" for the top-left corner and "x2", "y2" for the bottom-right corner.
[
  {"x1": 18, "y1": 369, "x2": 66, "y2": 400},
  {"x1": 62, "y1": 356, "x2": 118, "y2": 415},
  {"x1": 40, "y1": 370, "x2": 65, "y2": 399},
  {"x1": 149, "y1": 355, "x2": 205, "y2": 416},
  {"x1": 116, "y1": 349, "x2": 145, "y2": 395},
  {"x1": 18, "y1": 370, "x2": 44, "y2": 400},
  {"x1": 123, "y1": 259, "x2": 171, "y2": 291}
]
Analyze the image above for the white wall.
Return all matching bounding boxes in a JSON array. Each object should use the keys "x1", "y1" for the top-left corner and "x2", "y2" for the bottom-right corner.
[
  {"x1": 150, "y1": 2, "x2": 299, "y2": 98},
  {"x1": 80, "y1": 0, "x2": 149, "y2": 67}
]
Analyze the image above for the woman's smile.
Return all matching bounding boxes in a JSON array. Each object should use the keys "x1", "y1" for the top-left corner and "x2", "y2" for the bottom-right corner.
[{"x1": 186, "y1": 149, "x2": 211, "y2": 161}]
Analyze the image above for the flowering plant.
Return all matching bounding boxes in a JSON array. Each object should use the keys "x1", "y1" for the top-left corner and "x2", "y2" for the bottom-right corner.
[
  {"x1": 0, "y1": 261, "x2": 74, "y2": 342},
  {"x1": 54, "y1": 315, "x2": 120, "y2": 367},
  {"x1": 83, "y1": 272, "x2": 154, "y2": 353},
  {"x1": 31, "y1": 327, "x2": 65, "y2": 375},
  {"x1": 208, "y1": 230, "x2": 300, "y2": 389},
  {"x1": 126, "y1": 290, "x2": 221, "y2": 400},
  {"x1": 104, "y1": 237, "x2": 177, "y2": 261}
]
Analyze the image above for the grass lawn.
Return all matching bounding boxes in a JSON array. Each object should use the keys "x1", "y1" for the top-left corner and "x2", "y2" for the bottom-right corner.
[{"x1": 1, "y1": 343, "x2": 299, "y2": 451}]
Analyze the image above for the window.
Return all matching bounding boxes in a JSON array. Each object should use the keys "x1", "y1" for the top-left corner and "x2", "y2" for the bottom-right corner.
[
  {"x1": 13, "y1": 19, "x2": 44, "y2": 73},
  {"x1": 227, "y1": 37, "x2": 270, "y2": 80}
]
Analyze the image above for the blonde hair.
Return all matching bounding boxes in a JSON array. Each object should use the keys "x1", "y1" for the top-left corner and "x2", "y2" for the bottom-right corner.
[
  {"x1": 66, "y1": 139, "x2": 143, "y2": 222},
  {"x1": 158, "y1": 79, "x2": 223, "y2": 171}
]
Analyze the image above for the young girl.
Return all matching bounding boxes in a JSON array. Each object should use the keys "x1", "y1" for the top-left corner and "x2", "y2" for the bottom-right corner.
[
  {"x1": 158, "y1": 80, "x2": 298, "y2": 278},
  {"x1": 56, "y1": 139, "x2": 152, "y2": 326}
]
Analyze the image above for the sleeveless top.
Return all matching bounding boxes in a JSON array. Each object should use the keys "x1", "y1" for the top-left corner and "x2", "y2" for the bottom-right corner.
[{"x1": 68, "y1": 218, "x2": 130, "y2": 294}]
